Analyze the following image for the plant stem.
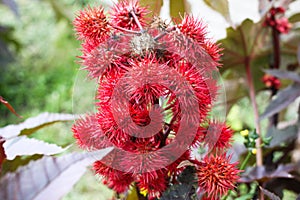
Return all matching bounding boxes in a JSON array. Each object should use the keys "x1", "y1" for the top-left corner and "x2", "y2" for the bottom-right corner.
[
  {"x1": 245, "y1": 57, "x2": 263, "y2": 167},
  {"x1": 271, "y1": 19, "x2": 280, "y2": 70},
  {"x1": 270, "y1": 20, "x2": 281, "y2": 126},
  {"x1": 223, "y1": 152, "x2": 253, "y2": 200},
  {"x1": 240, "y1": 151, "x2": 252, "y2": 170},
  {"x1": 130, "y1": 10, "x2": 144, "y2": 32},
  {"x1": 272, "y1": 32, "x2": 280, "y2": 69},
  {"x1": 154, "y1": 26, "x2": 176, "y2": 41},
  {"x1": 111, "y1": 25, "x2": 141, "y2": 34},
  {"x1": 245, "y1": 57, "x2": 264, "y2": 200}
]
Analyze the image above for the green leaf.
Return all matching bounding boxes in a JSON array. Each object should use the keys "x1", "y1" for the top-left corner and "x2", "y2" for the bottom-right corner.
[
  {"x1": 140, "y1": 0, "x2": 163, "y2": 16},
  {"x1": 235, "y1": 194, "x2": 256, "y2": 200},
  {"x1": 264, "y1": 69, "x2": 300, "y2": 82},
  {"x1": 289, "y1": 13, "x2": 300, "y2": 23},
  {"x1": 220, "y1": 19, "x2": 270, "y2": 68},
  {"x1": 0, "y1": 112, "x2": 78, "y2": 139},
  {"x1": 3, "y1": 136, "x2": 66, "y2": 160},
  {"x1": 260, "y1": 83, "x2": 300, "y2": 120},
  {"x1": 282, "y1": 190, "x2": 298, "y2": 200},
  {"x1": 203, "y1": 0, "x2": 232, "y2": 24},
  {"x1": 0, "y1": 147, "x2": 113, "y2": 200},
  {"x1": 219, "y1": 19, "x2": 270, "y2": 105},
  {"x1": 281, "y1": 29, "x2": 300, "y2": 67},
  {"x1": 170, "y1": 0, "x2": 187, "y2": 19},
  {"x1": 222, "y1": 73, "x2": 249, "y2": 110}
]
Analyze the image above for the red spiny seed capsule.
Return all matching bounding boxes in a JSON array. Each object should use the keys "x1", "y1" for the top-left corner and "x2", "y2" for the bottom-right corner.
[
  {"x1": 73, "y1": 6, "x2": 110, "y2": 44},
  {"x1": 205, "y1": 121, "x2": 234, "y2": 150},
  {"x1": 178, "y1": 15, "x2": 207, "y2": 44},
  {"x1": 72, "y1": 114, "x2": 111, "y2": 150},
  {"x1": 119, "y1": 148, "x2": 169, "y2": 174},
  {"x1": 110, "y1": 0, "x2": 149, "y2": 30},
  {"x1": 178, "y1": 15, "x2": 222, "y2": 62},
  {"x1": 166, "y1": 150, "x2": 191, "y2": 175},
  {"x1": 80, "y1": 45, "x2": 122, "y2": 79},
  {"x1": 197, "y1": 154, "x2": 241, "y2": 199},
  {"x1": 96, "y1": 108, "x2": 131, "y2": 148},
  {"x1": 94, "y1": 160, "x2": 134, "y2": 193},
  {"x1": 80, "y1": 39, "x2": 99, "y2": 54},
  {"x1": 136, "y1": 169, "x2": 169, "y2": 200},
  {"x1": 202, "y1": 40, "x2": 223, "y2": 62}
]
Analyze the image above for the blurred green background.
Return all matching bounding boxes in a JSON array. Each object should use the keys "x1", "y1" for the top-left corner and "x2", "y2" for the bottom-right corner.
[
  {"x1": 0, "y1": 0, "x2": 114, "y2": 199},
  {"x1": 0, "y1": 0, "x2": 98, "y2": 126}
]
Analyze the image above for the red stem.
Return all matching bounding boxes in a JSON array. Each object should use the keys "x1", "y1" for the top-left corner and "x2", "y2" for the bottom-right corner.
[
  {"x1": 111, "y1": 25, "x2": 141, "y2": 34},
  {"x1": 130, "y1": 10, "x2": 144, "y2": 32},
  {"x1": 245, "y1": 57, "x2": 264, "y2": 200},
  {"x1": 245, "y1": 57, "x2": 263, "y2": 167},
  {"x1": 154, "y1": 26, "x2": 176, "y2": 41},
  {"x1": 271, "y1": 17, "x2": 280, "y2": 70},
  {"x1": 270, "y1": 17, "x2": 281, "y2": 125}
]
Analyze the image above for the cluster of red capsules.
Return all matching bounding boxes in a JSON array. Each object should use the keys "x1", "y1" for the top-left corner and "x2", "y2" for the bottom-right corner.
[
  {"x1": 264, "y1": 6, "x2": 291, "y2": 34},
  {"x1": 262, "y1": 74, "x2": 281, "y2": 90},
  {"x1": 262, "y1": 6, "x2": 292, "y2": 90},
  {"x1": 72, "y1": 1, "x2": 240, "y2": 199}
]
